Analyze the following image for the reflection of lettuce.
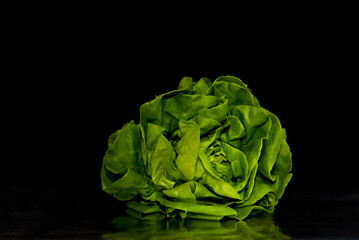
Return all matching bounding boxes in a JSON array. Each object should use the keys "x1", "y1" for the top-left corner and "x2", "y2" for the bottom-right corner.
[
  {"x1": 101, "y1": 76, "x2": 292, "y2": 220},
  {"x1": 103, "y1": 212, "x2": 290, "y2": 240}
]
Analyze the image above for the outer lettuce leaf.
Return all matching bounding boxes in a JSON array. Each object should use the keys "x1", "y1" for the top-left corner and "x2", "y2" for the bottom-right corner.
[
  {"x1": 101, "y1": 76, "x2": 293, "y2": 220},
  {"x1": 174, "y1": 120, "x2": 200, "y2": 181}
]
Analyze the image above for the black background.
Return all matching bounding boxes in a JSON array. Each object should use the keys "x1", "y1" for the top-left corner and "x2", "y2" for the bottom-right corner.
[
  {"x1": 1, "y1": 6, "x2": 358, "y2": 239},
  {"x1": 7, "y1": 37, "x2": 355, "y2": 191}
]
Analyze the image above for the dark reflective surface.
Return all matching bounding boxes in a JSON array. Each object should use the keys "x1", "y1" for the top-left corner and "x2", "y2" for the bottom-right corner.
[
  {"x1": 103, "y1": 211, "x2": 289, "y2": 240},
  {"x1": 1, "y1": 186, "x2": 359, "y2": 239},
  {"x1": 276, "y1": 188, "x2": 359, "y2": 239}
]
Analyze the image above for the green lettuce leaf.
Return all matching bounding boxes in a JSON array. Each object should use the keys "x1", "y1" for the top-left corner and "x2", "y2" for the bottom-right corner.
[{"x1": 101, "y1": 76, "x2": 292, "y2": 220}]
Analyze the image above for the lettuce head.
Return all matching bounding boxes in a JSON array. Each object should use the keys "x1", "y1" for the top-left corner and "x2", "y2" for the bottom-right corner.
[{"x1": 101, "y1": 76, "x2": 292, "y2": 220}]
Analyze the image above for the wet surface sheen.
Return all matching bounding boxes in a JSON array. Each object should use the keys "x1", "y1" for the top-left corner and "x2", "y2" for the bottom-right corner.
[{"x1": 103, "y1": 212, "x2": 289, "y2": 240}]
